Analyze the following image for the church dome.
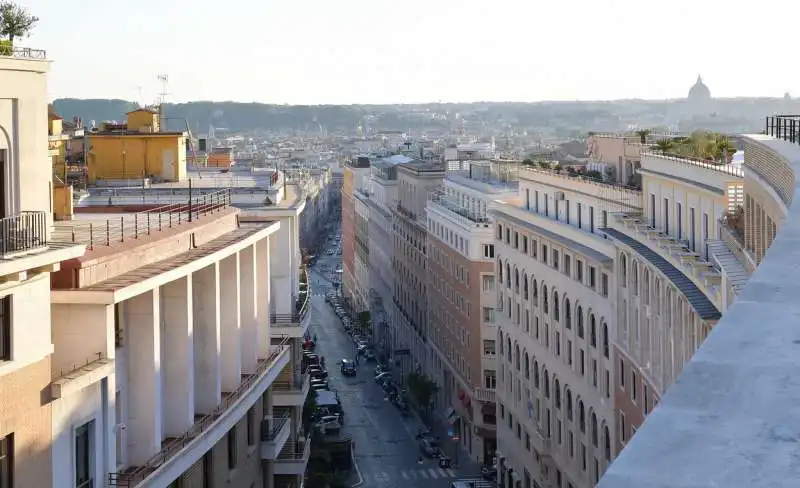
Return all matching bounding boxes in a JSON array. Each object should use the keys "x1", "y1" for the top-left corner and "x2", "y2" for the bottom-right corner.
[{"x1": 688, "y1": 75, "x2": 711, "y2": 101}]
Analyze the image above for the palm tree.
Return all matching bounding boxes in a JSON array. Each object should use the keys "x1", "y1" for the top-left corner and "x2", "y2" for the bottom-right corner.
[
  {"x1": 635, "y1": 129, "x2": 651, "y2": 144},
  {"x1": 0, "y1": 2, "x2": 38, "y2": 43}
]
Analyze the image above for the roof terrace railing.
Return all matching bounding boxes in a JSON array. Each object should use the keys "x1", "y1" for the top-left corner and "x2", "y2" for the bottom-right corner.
[
  {"x1": 61, "y1": 189, "x2": 231, "y2": 249},
  {"x1": 270, "y1": 267, "x2": 310, "y2": 325},
  {"x1": 765, "y1": 114, "x2": 800, "y2": 143},
  {"x1": 0, "y1": 44, "x2": 47, "y2": 59},
  {"x1": 0, "y1": 211, "x2": 48, "y2": 255},
  {"x1": 640, "y1": 151, "x2": 744, "y2": 178},
  {"x1": 108, "y1": 335, "x2": 289, "y2": 487}
]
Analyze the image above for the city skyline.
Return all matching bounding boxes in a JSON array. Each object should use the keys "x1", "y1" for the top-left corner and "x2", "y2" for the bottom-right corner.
[{"x1": 19, "y1": 0, "x2": 800, "y2": 104}]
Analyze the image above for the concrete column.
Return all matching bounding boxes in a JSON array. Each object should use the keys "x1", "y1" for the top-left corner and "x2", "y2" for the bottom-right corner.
[
  {"x1": 240, "y1": 245, "x2": 258, "y2": 373},
  {"x1": 193, "y1": 263, "x2": 222, "y2": 414},
  {"x1": 125, "y1": 289, "x2": 163, "y2": 465},
  {"x1": 256, "y1": 238, "x2": 271, "y2": 358},
  {"x1": 161, "y1": 276, "x2": 195, "y2": 436},
  {"x1": 262, "y1": 461, "x2": 274, "y2": 488},
  {"x1": 270, "y1": 223, "x2": 293, "y2": 315},
  {"x1": 220, "y1": 253, "x2": 242, "y2": 391},
  {"x1": 292, "y1": 340, "x2": 302, "y2": 385}
]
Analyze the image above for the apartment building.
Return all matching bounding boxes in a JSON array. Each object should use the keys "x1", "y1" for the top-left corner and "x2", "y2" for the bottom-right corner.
[
  {"x1": 366, "y1": 156, "x2": 404, "y2": 355},
  {"x1": 391, "y1": 162, "x2": 444, "y2": 375},
  {"x1": 494, "y1": 153, "x2": 746, "y2": 488},
  {"x1": 0, "y1": 47, "x2": 86, "y2": 488},
  {"x1": 424, "y1": 161, "x2": 518, "y2": 464},
  {"x1": 341, "y1": 156, "x2": 371, "y2": 311}
]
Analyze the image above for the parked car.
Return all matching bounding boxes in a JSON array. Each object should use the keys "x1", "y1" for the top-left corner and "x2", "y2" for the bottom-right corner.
[
  {"x1": 418, "y1": 433, "x2": 441, "y2": 458},
  {"x1": 364, "y1": 349, "x2": 376, "y2": 362},
  {"x1": 315, "y1": 415, "x2": 342, "y2": 435},
  {"x1": 308, "y1": 367, "x2": 329, "y2": 380},
  {"x1": 375, "y1": 372, "x2": 393, "y2": 384},
  {"x1": 310, "y1": 378, "x2": 329, "y2": 390}
]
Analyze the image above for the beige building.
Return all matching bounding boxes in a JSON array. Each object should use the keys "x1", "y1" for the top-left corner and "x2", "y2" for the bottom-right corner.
[
  {"x1": 0, "y1": 49, "x2": 86, "y2": 488},
  {"x1": 495, "y1": 150, "x2": 750, "y2": 488},
  {"x1": 425, "y1": 161, "x2": 518, "y2": 464},
  {"x1": 391, "y1": 162, "x2": 444, "y2": 374}
]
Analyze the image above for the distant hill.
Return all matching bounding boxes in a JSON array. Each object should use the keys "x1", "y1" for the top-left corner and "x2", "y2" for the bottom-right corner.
[{"x1": 52, "y1": 97, "x2": 796, "y2": 136}]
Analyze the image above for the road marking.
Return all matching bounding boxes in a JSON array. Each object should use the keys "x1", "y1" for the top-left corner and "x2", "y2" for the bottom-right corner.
[
  {"x1": 349, "y1": 442, "x2": 363, "y2": 487},
  {"x1": 419, "y1": 470, "x2": 429, "y2": 479},
  {"x1": 428, "y1": 468, "x2": 440, "y2": 479},
  {"x1": 401, "y1": 471, "x2": 411, "y2": 480},
  {"x1": 446, "y1": 468, "x2": 457, "y2": 477},
  {"x1": 438, "y1": 468, "x2": 449, "y2": 478}
]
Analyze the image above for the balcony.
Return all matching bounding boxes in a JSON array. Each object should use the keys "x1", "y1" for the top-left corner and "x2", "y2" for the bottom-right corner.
[
  {"x1": 261, "y1": 408, "x2": 293, "y2": 460},
  {"x1": 474, "y1": 388, "x2": 496, "y2": 403},
  {"x1": 108, "y1": 343, "x2": 291, "y2": 487},
  {"x1": 273, "y1": 436, "x2": 312, "y2": 475},
  {"x1": 270, "y1": 269, "x2": 311, "y2": 337},
  {"x1": 0, "y1": 211, "x2": 48, "y2": 258},
  {"x1": 427, "y1": 189, "x2": 492, "y2": 228},
  {"x1": 272, "y1": 373, "x2": 310, "y2": 406}
]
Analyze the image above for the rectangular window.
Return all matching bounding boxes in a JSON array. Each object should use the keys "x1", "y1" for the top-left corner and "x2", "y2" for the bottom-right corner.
[
  {"x1": 664, "y1": 198, "x2": 670, "y2": 234},
  {"x1": 227, "y1": 427, "x2": 237, "y2": 470},
  {"x1": 202, "y1": 451, "x2": 213, "y2": 488},
  {"x1": 631, "y1": 372, "x2": 638, "y2": 402},
  {"x1": 602, "y1": 210, "x2": 608, "y2": 228},
  {"x1": 0, "y1": 434, "x2": 12, "y2": 488},
  {"x1": 522, "y1": 236, "x2": 528, "y2": 254},
  {"x1": 542, "y1": 245, "x2": 548, "y2": 265},
  {"x1": 534, "y1": 191, "x2": 539, "y2": 212},
  {"x1": 601, "y1": 273, "x2": 609, "y2": 297},
  {"x1": 577, "y1": 203, "x2": 583, "y2": 229},
  {"x1": 114, "y1": 303, "x2": 123, "y2": 348},
  {"x1": 247, "y1": 407, "x2": 255, "y2": 446},
  {"x1": 525, "y1": 189, "x2": 530, "y2": 209},
  {"x1": 643, "y1": 384, "x2": 649, "y2": 415},
  {"x1": 589, "y1": 206, "x2": 595, "y2": 233},
  {"x1": 75, "y1": 421, "x2": 94, "y2": 488},
  {"x1": 482, "y1": 275, "x2": 495, "y2": 292},
  {"x1": 589, "y1": 266, "x2": 596, "y2": 289},
  {"x1": 552, "y1": 249, "x2": 559, "y2": 270},
  {"x1": 650, "y1": 194, "x2": 656, "y2": 227},
  {"x1": 544, "y1": 195, "x2": 549, "y2": 217},
  {"x1": 676, "y1": 202, "x2": 683, "y2": 239},
  {"x1": 703, "y1": 212, "x2": 710, "y2": 258},
  {"x1": 619, "y1": 359, "x2": 625, "y2": 388},
  {"x1": 576, "y1": 260, "x2": 584, "y2": 283},
  {"x1": 0, "y1": 296, "x2": 10, "y2": 361},
  {"x1": 483, "y1": 244, "x2": 495, "y2": 258},
  {"x1": 564, "y1": 255, "x2": 571, "y2": 276},
  {"x1": 690, "y1": 207, "x2": 696, "y2": 252}
]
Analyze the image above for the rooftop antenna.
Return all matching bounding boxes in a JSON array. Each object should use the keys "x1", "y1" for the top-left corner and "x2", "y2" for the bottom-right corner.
[
  {"x1": 157, "y1": 73, "x2": 170, "y2": 130},
  {"x1": 135, "y1": 85, "x2": 144, "y2": 108}
]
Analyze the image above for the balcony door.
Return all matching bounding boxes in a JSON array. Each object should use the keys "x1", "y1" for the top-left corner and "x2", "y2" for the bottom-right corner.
[{"x1": 0, "y1": 149, "x2": 6, "y2": 219}]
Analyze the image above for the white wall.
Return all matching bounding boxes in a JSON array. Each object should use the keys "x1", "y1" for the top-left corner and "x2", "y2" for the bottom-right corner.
[
  {"x1": 51, "y1": 383, "x2": 106, "y2": 488},
  {"x1": 0, "y1": 274, "x2": 54, "y2": 376}
]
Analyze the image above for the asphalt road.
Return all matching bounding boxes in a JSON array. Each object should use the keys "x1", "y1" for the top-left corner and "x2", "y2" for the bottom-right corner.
[{"x1": 308, "y1": 252, "x2": 479, "y2": 488}]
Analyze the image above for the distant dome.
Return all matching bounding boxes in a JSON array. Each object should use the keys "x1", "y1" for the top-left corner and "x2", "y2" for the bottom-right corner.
[{"x1": 688, "y1": 75, "x2": 711, "y2": 101}]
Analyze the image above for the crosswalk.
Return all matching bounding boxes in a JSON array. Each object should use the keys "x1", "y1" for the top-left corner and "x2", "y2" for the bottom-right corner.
[{"x1": 367, "y1": 467, "x2": 459, "y2": 483}]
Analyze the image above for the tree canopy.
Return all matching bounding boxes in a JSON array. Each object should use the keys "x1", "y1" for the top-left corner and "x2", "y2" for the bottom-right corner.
[{"x1": 0, "y1": 2, "x2": 38, "y2": 43}]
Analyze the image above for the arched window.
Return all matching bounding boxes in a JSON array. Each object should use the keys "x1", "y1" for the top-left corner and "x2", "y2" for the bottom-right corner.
[
  {"x1": 543, "y1": 370, "x2": 550, "y2": 398},
  {"x1": 564, "y1": 298, "x2": 572, "y2": 329},
  {"x1": 532, "y1": 279, "x2": 538, "y2": 305},
  {"x1": 553, "y1": 291, "x2": 560, "y2": 321},
  {"x1": 633, "y1": 262, "x2": 639, "y2": 294},
  {"x1": 533, "y1": 361, "x2": 540, "y2": 389},
  {"x1": 523, "y1": 273, "x2": 529, "y2": 300},
  {"x1": 554, "y1": 379, "x2": 561, "y2": 409},
  {"x1": 524, "y1": 353, "x2": 530, "y2": 379},
  {"x1": 515, "y1": 344, "x2": 521, "y2": 370},
  {"x1": 620, "y1": 254, "x2": 627, "y2": 287},
  {"x1": 579, "y1": 401, "x2": 586, "y2": 433},
  {"x1": 498, "y1": 259, "x2": 503, "y2": 282},
  {"x1": 566, "y1": 390, "x2": 573, "y2": 420},
  {"x1": 577, "y1": 306, "x2": 584, "y2": 339},
  {"x1": 602, "y1": 322, "x2": 609, "y2": 358},
  {"x1": 543, "y1": 285, "x2": 549, "y2": 313},
  {"x1": 590, "y1": 314, "x2": 597, "y2": 347},
  {"x1": 506, "y1": 337, "x2": 512, "y2": 363},
  {"x1": 498, "y1": 330, "x2": 504, "y2": 356},
  {"x1": 514, "y1": 268, "x2": 520, "y2": 293},
  {"x1": 604, "y1": 426, "x2": 611, "y2": 461},
  {"x1": 506, "y1": 262, "x2": 511, "y2": 288},
  {"x1": 591, "y1": 413, "x2": 599, "y2": 447}
]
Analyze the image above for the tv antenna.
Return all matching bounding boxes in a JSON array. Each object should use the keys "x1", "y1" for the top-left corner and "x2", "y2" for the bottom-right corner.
[{"x1": 156, "y1": 73, "x2": 170, "y2": 130}]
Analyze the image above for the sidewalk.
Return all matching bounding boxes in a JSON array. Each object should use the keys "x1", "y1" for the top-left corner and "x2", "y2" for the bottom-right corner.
[{"x1": 410, "y1": 408, "x2": 481, "y2": 475}]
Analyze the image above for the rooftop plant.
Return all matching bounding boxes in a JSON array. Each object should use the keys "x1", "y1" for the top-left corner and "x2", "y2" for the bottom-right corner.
[{"x1": 652, "y1": 131, "x2": 736, "y2": 164}]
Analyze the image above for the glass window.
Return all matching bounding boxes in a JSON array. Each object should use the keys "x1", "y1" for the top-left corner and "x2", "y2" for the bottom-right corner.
[
  {"x1": 0, "y1": 434, "x2": 12, "y2": 488},
  {"x1": 75, "y1": 421, "x2": 93, "y2": 488}
]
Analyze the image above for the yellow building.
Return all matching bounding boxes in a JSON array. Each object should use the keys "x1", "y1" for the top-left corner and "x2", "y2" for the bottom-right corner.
[
  {"x1": 207, "y1": 146, "x2": 235, "y2": 168},
  {"x1": 48, "y1": 113, "x2": 69, "y2": 179},
  {"x1": 86, "y1": 108, "x2": 188, "y2": 183}
]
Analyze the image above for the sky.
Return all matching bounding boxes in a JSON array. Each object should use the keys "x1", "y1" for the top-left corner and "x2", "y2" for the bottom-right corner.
[{"x1": 17, "y1": 0, "x2": 800, "y2": 104}]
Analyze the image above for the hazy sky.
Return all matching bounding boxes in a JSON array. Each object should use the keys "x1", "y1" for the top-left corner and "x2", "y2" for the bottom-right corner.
[{"x1": 19, "y1": 0, "x2": 800, "y2": 104}]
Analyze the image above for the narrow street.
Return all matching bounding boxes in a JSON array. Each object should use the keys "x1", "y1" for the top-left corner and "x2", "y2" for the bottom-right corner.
[{"x1": 308, "y1": 251, "x2": 481, "y2": 487}]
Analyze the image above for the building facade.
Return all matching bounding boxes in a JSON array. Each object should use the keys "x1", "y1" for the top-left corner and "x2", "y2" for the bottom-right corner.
[
  {"x1": 391, "y1": 162, "x2": 444, "y2": 377},
  {"x1": 341, "y1": 157, "x2": 370, "y2": 309},
  {"x1": 424, "y1": 161, "x2": 518, "y2": 465}
]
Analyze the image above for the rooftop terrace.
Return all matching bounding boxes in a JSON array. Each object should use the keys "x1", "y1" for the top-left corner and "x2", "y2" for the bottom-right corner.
[{"x1": 597, "y1": 118, "x2": 800, "y2": 488}]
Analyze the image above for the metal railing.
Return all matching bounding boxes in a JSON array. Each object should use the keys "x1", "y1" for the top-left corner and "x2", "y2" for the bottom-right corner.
[
  {"x1": 0, "y1": 211, "x2": 48, "y2": 255},
  {"x1": 277, "y1": 436, "x2": 311, "y2": 460},
  {"x1": 61, "y1": 189, "x2": 231, "y2": 250},
  {"x1": 766, "y1": 115, "x2": 800, "y2": 144},
  {"x1": 108, "y1": 337, "x2": 289, "y2": 487},
  {"x1": 0, "y1": 45, "x2": 47, "y2": 59},
  {"x1": 270, "y1": 268, "x2": 311, "y2": 325},
  {"x1": 641, "y1": 151, "x2": 744, "y2": 177},
  {"x1": 261, "y1": 412, "x2": 292, "y2": 441},
  {"x1": 272, "y1": 374, "x2": 309, "y2": 392}
]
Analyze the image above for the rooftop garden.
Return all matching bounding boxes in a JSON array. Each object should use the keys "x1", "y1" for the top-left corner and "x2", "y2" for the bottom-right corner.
[
  {"x1": 649, "y1": 131, "x2": 737, "y2": 165},
  {"x1": 0, "y1": 2, "x2": 39, "y2": 56}
]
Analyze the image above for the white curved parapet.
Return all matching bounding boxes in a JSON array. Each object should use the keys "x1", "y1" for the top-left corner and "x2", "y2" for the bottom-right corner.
[{"x1": 596, "y1": 132, "x2": 800, "y2": 488}]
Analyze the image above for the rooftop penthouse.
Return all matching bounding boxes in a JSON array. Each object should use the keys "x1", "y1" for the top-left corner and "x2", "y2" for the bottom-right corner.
[{"x1": 596, "y1": 116, "x2": 800, "y2": 488}]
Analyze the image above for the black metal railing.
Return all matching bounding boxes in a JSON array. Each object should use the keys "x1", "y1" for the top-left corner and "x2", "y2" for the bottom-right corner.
[
  {"x1": 261, "y1": 412, "x2": 292, "y2": 441},
  {"x1": 270, "y1": 268, "x2": 311, "y2": 325},
  {"x1": 58, "y1": 189, "x2": 231, "y2": 250},
  {"x1": 766, "y1": 115, "x2": 800, "y2": 144},
  {"x1": 108, "y1": 336, "x2": 289, "y2": 487},
  {"x1": 0, "y1": 211, "x2": 48, "y2": 255},
  {"x1": 0, "y1": 44, "x2": 47, "y2": 59}
]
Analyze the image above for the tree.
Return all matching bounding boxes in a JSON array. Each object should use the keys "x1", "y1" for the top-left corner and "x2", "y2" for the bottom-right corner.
[
  {"x1": 406, "y1": 372, "x2": 438, "y2": 412},
  {"x1": 0, "y1": 2, "x2": 39, "y2": 43},
  {"x1": 356, "y1": 311, "x2": 371, "y2": 332},
  {"x1": 654, "y1": 139, "x2": 674, "y2": 154},
  {"x1": 635, "y1": 129, "x2": 651, "y2": 144},
  {"x1": 302, "y1": 390, "x2": 318, "y2": 433}
]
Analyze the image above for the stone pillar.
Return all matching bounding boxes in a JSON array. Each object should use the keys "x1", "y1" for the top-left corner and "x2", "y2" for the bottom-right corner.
[
  {"x1": 125, "y1": 289, "x2": 163, "y2": 465},
  {"x1": 256, "y1": 238, "x2": 271, "y2": 358},
  {"x1": 270, "y1": 223, "x2": 293, "y2": 315},
  {"x1": 240, "y1": 245, "x2": 258, "y2": 373},
  {"x1": 220, "y1": 253, "x2": 242, "y2": 391},
  {"x1": 161, "y1": 276, "x2": 195, "y2": 436},
  {"x1": 193, "y1": 263, "x2": 222, "y2": 414}
]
